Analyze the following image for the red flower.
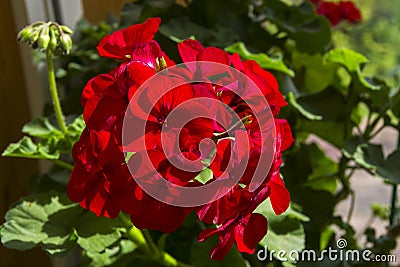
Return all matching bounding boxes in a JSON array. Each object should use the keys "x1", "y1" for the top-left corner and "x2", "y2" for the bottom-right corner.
[
  {"x1": 317, "y1": 1, "x2": 342, "y2": 26},
  {"x1": 339, "y1": 1, "x2": 362, "y2": 23},
  {"x1": 197, "y1": 186, "x2": 270, "y2": 260},
  {"x1": 69, "y1": 18, "x2": 295, "y2": 260},
  {"x1": 125, "y1": 150, "x2": 199, "y2": 232},
  {"x1": 178, "y1": 39, "x2": 231, "y2": 66},
  {"x1": 200, "y1": 212, "x2": 268, "y2": 260},
  {"x1": 67, "y1": 129, "x2": 134, "y2": 218},
  {"x1": 311, "y1": 0, "x2": 362, "y2": 26},
  {"x1": 97, "y1": 18, "x2": 162, "y2": 66}
]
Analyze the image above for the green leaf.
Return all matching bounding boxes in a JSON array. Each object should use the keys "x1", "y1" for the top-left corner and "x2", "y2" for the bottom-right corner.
[
  {"x1": 225, "y1": 42, "x2": 294, "y2": 77},
  {"x1": 67, "y1": 115, "x2": 85, "y2": 138},
  {"x1": 0, "y1": 192, "x2": 124, "y2": 256},
  {"x1": 256, "y1": 199, "x2": 306, "y2": 261},
  {"x1": 343, "y1": 139, "x2": 382, "y2": 171},
  {"x1": 319, "y1": 226, "x2": 334, "y2": 250},
  {"x1": 287, "y1": 92, "x2": 322, "y2": 120},
  {"x1": 2, "y1": 115, "x2": 84, "y2": 160},
  {"x1": 304, "y1": 144, "x2": 338, "y2": 193},
  {"x1": 0, "y1": 192, "x2": 78, "y2": 255},
  {"x1": 350, "y1": 102, "x2": 369, "y2": 125},
  {"x1": 2, "y1": 136, "x2": 60, "y2": 160},
  {"x1": 324, "y1": 48, "x2": 368, "y2": 73},
  {"x1": 295, "y1": 87, "x2": 347, "y2": 147},
  {"x1": 191, "y1": 236, "x2": 247, "y2": 267},
  {"x1": 324, "y1": 48, "x2": 380, "y2": 91},
  {"x1": 84, "y1": 240, "x2": 137, "y2": 267},
  {"x1": 22, "y1": 117, "x2": 63, "y2": 139},
  {"x1": 376, "y1": 149, "x2": 400, "y2": 184},
  {"x1": 343, "y1": 139, "x2": 400, "y2": 184},
  {"x1": 75, "y1": 212, "x2": 122, "y2": 253},
  {"x1": 262, "y1": 1, "x2": 331, "y2": 54},
  {"x1": 194, "y1": 168, "x2": 214, "y2": 185},
  {"x1": 159, "y1": 17, "x2": 213, "y2": 43},
  {"x1": 291, "y1": 51, "x2": 338, "y2": 93},
  {"x1": 371, "y1": 203, "x2": 390, "y2": 220}
]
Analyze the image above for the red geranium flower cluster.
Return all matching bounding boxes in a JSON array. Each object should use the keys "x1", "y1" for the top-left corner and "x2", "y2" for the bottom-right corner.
[
  {"x1": 67, "y1": 18, "x2": 294, "y2": 260},
  {"x1": 311, "y1": 0, "x2": 362, "y2": 26}
]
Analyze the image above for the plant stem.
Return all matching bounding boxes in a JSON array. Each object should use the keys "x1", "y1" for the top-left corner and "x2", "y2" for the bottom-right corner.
[
  {"x1": 389, "y1": 130, "x2": 399, "y2": 226},
  {"x1": 142, "y1": 229, "x2": 159, "y2": 257},
  {"x1": 52, "y1": 159, "x2": 74, "y2": 171},
  {"x1": 45, "y1": 48, "x2": 68, "y2": 134},
  {"x1": 117, "y1": 213, "x2": 192, "y2": 267},
  {"x1": 389, "y1": 185, "x2": 397, "y2": 226},
  {"x1": 346, "y1": 190, "x2": 355, "y2": 223}
]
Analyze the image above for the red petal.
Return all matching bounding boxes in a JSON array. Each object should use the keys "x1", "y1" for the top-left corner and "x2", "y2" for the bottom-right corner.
[
  {"x1": 198, "y1": 47, "x2": 231, "y2": 65},
  {"x1": 210, "y1": 229, "x2": 236, "y2": 260},
  {"x1": 269, "y1": 174, "x2": 290, "y2": 215},
  {"x1": 276, "y1": 119, "x2": 294, "y2": 152},
  {"x1": 97, "y1": 18, "x2": 161, "y2": 60},
  {"x1": 234, "y1": 213, "x2": 268, "y2": 254},
  {"x1": 129, "y1": 193, "x2": 192, "y2": 232},
  {"x1": 124, "y1": 17, "x2": 161, "y2": 45},
  {"x1": 178, "y1": 39, "x2": 204, "y2": 62}
]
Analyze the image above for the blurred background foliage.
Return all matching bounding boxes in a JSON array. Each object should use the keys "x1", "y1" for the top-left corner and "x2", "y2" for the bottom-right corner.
[{"x1": 333, "y1": 0, "x2": 400, "y2": 87}]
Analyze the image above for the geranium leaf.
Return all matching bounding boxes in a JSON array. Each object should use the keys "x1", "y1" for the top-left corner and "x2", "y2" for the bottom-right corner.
[
  {"x1": 66, "y1": 115, "x2": 85, "y2": 142},
  {"x1": 287, "y1": 92, "x2": 322, "y2": 120},
  {"x1": 262, "y1": 1, "x2": 331, "y2": 54},
  {"x1": 0, "y1": 192, "x2": 124, "y2": 256},
  {"x1": 159, "y1": 17, "x2": 213, "y2": 43},
  {"x1": 22, "y1": 117, "x2": 63, "y2": 139},
  {"x1": 295, "y1": 87, "x2": 347, "y2": 147},
  {"x1": 75, "y1": 211, "x2": 123, "y2": 253},
  {"x1": 2, "y1": 136, "x2": 60, "y2": 160},
  {"x1": 324, "y1": 48, "x2": 380, "y2": 91},
  {"x1": 256, "y1": 199, "x2": 306, "y2": 258},
  {"x1": 0, "y1": 192, "x2": 79, "y2": 255},
  {"x1": 83, "y1": 239, "x2": 137, "y2": 267},
  {"x1": 225, "y1": 42, "x2": 294, "y2": 77},
  {"x1": 291, "y1": 51, "x2": 338, "y2": 93},
  {"x1": 343, "y1": 139, "x2": 400, "y2": 184},
  {"x1": 304, "y1": 144, "x2": 338, "y2": 193}
]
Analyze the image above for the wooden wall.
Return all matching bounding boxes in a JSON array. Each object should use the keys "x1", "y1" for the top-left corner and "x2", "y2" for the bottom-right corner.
[
  {"x1": 82, "y1": 0, "x2": 133, "y2": 24},
  {"x1": 0, "y1": 1, "x2": 50, "y2": 267}
]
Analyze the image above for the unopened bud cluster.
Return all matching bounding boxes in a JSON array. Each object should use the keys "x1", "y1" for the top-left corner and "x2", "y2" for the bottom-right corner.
[{"x1": 17, "y1": 21, "x2": 73, "y2": 55}]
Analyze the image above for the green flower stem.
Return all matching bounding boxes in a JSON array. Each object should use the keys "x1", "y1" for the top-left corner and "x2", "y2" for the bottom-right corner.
[
  {"x1": 52, "y1": 159, "x2": 74, "y2": 171},
  {"x1": 389, "y1": 130, "x2": 399, "y2": 226},
  {"x1": 45, "y1": 48, "x2": 68, "y2": 135},
  {"x1": 118, "y1": 213, "x2": 148, "y2": 252},
  {"x1": 142, "y1": 229, "x2": 160, "y2": 257},
  {"x1": 118, "y1": 213, "x2": 192, "y2": 267},
  {"x1": 389, "y1": 185, "x2": 397, "y2": 225}
]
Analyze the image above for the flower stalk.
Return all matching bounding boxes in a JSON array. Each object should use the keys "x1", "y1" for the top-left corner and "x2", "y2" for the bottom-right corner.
[
  {"x1": 117, "y1": 213, "x2": 192, "y2": 267},
  {"x1": 45, "y1": 47, "x2": 68, "y2": 135}
]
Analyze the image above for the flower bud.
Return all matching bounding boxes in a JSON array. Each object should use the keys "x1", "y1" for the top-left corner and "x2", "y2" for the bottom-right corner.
[
  {"x1": 60, "y1": 34, "x2": 72, "y2": 54},
  {"x1": 17, "y1": 21, "x2": 73, "y2": 56},
  {"x1": 30, "y1": 28, "x2": 41, "y2": 48},
  {"x1": 38, "y1": 26, "x2": 50, "y2": 50},
  {"x1": 60, "y1": 25, "x2": 73, "y2": 34},
  {"x1": 49, "y1": 27, "x2": 58, "y2": 52},
  {"x1": 17, "y1": 26, "x2": 33, "y2": 43}
]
